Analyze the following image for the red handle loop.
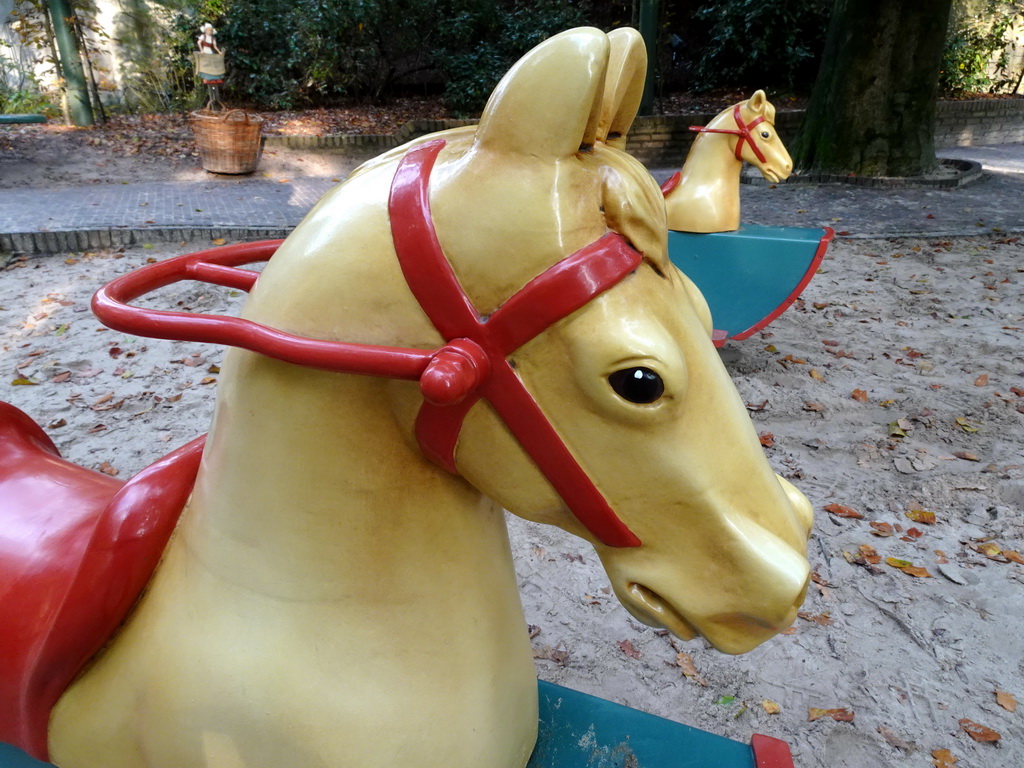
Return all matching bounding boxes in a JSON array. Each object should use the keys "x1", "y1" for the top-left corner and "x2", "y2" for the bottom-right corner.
[{"x1": 91, "y1": 240, "x2": 433, "y2": 382}]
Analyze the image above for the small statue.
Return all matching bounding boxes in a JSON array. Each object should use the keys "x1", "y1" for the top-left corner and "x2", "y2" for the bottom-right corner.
[
  {"x1": 197, "y1": 23, "x2": 222, "y2": 56},
  {"x1": 194, "y1": 23, "x2": 226, "y2": 111}
]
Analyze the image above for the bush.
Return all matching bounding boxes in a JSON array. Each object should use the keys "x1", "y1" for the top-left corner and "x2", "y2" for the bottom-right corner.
[
  {"x1": 163, "y1": 0, "x2": 589, "y2": 111},
  {"x1": 0, "y1": 42, "x2": 58, "y2": 115},
  {"x1": 434, "y1": 0, "x2": 589, "y2": 116},
  {"x1": 940, "y1": 0, "x2": 1021, "y2": 94},
  {"x1": 688, "y1": 0, "x2": 832, "y2": 93}
]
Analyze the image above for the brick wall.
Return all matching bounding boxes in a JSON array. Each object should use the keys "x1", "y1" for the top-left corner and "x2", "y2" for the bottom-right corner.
[
  {"x1": 933, "y1": 99, "x2": 1024, "y2": 147},
  {"x1": 262, "y1": 100, "x2": 1024, "y2": 167}
]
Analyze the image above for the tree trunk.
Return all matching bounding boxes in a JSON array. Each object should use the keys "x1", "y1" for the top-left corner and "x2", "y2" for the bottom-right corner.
[
  {"x1": 793, "y1": 0, "x2": 954, "y2": 177},
  {"x1": 46, "y1": 0, "x2": 94, "y2": 126}
]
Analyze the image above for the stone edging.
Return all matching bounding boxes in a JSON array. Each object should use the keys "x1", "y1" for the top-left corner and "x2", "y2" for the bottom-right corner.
[
  {"x1": 0, "y1": 226, "x2": 294, "y2": 256},
  {"x1": 742, "y1": 158, "x2": 985, "y2": 189}
]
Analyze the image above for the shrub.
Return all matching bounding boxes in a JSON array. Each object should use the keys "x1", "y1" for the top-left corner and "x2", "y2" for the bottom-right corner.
[
  {"x1": 434, "y1": 0, "x2": 588, "y2": 116},
  {"x1": 688, "y1": 0, "x2": 831, "y2": 93},
  {"x1": 940, "y1": 0, "x2": 1021, "y2": 94}
]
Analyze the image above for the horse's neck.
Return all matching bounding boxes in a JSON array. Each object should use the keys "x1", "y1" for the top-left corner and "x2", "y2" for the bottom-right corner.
[
  {"x1": 666, "y1": 132, "x2": 742, "y2": 232},
  {"x1": 178, "y1": 353, "x2": 514, "y2": 604},
  {"x1": 49, "y1": 350, "x2": 539, "y2": 766},
  {"x1": 679, "y1": 133, "x2": 741, "y2": 194}
]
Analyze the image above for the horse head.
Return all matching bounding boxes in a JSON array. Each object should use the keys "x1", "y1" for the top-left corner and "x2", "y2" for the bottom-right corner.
[
  {"x1": 712, "y1": 90, "x2": 793, "y2": 183},
  {"x1": 236, "y1": 29, "x2": 812, "y2": 656}
]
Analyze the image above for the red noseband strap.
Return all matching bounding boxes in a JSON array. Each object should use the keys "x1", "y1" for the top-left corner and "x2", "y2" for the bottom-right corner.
[
  {"x1": 389, "y1": 140, "x2": 643, "y2": 547},
  {"x1": 688, "y1": 104, "x2": 768, "y2": 164}
]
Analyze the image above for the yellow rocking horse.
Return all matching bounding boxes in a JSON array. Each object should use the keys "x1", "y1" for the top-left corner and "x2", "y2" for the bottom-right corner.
[{"x1": 0, "y1": 28, "x2": 812, "y2": 768}]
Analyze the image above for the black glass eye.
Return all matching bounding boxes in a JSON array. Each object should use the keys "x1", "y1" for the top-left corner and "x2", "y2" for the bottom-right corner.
[
  {"x1": 608, "y1": 367, "x2": 664, "y2": 404},
  {"x1": 760, "y1": 130, "x2": 771, "y2": 139}
]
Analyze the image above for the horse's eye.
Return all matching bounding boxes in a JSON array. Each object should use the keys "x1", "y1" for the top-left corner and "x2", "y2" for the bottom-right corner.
[
  {"x1": 760, "y1": 130, "x2": 771, "y2": 139},
  {"x1": 608, "y1": 367, "x2": 664, "y2": 404}
]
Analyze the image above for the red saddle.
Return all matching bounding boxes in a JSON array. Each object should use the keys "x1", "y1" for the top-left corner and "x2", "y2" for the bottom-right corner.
[{"x1": 0, "y1": 401, "x2": 203, "y2": 760}]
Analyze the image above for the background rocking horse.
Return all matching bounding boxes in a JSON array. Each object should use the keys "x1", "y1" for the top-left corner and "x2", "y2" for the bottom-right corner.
[
  {"x1": 660, "y1": 92, "x2": 834, "y2": 346},
  {"x1": 663, "y1": 89, "x2": 792, "y2": 234},
  {"x1": 0, "y1": 28, "x2": 812, "y2": 768}
]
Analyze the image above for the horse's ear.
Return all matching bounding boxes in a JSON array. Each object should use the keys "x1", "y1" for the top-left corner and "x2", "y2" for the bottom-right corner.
[
  {"x1": 748, "y1": 89, "x2": 767, "y2": 114},
  {"x1": 474, "y1": 28, "x2": 609, "y2": 158},
  {"x1": 597, "y1": 28, "x2": 647, "y2": 151}
]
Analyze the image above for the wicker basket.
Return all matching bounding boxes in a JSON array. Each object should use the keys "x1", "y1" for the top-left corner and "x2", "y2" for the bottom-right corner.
[{"x1": 190, "y1": 109, "x2": 263, "y2": 175}]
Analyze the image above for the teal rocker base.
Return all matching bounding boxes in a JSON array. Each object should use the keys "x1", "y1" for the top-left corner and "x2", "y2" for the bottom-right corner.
[
  {"x1": 668, "y1": 225, "x2": 834, "y2": 347},
  {"x1": 530, "y1": 680, "x2": 793, "y2": 768},
  {"x1": 1, "y1": 681, "x2": 793, "y2": 767}
]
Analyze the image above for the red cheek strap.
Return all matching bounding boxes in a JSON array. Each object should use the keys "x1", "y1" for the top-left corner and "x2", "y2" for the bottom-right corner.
[{"x1": 388, "y1": 140, "x2": 643, "y2": 548}]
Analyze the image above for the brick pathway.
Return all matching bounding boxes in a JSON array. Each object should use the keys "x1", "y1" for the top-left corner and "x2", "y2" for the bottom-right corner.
[{"x1": 2, "y1": 143, "x2": 1022, "y2": 254}]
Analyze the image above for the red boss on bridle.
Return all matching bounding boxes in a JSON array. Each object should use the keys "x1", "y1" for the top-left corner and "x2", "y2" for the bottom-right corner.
[{"x1": 93, "y1": 139, "x2": 644, "y2": 547}]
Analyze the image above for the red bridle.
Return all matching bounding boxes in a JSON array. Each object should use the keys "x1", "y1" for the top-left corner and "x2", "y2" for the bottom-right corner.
[
  {"x1": 93, "y1": 139, "x2": 644, "y2": 547},
  {"x1": 688, "y1": 104, "x2": 768, "y2": 164},
  {"x1": 390, "y1": 140, "x2": 642, "y2": 546}
]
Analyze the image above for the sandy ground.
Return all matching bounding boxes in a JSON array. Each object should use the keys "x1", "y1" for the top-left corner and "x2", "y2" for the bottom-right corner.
[{"x1": 1, "y1": 233, "x2": 1022, "y2": 768}]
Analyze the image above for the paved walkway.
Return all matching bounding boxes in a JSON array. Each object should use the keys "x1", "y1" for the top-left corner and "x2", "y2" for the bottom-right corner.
[{"x1": 2, "y1": 143, "x2": 1022, "y2": 253}]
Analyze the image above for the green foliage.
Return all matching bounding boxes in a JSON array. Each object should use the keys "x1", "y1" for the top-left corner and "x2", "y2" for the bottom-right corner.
[
  {"x1": 0, "y1": 85, "x2": 57, "y2": 114},
  {"x1": 689, "y1": 0, "x2": 831, "y2": 92},
  {"x1": 161, "y1": 0, "x2": 588, "y2": 111},
  {"x1": 433, "y1": 0, "x2": 588, "y2": 116},
  {"x1": 940, "y1": 0, "x2": 1021, "y2": 94},
  {"x1": 180, "y1": 0, "x2": 455, "y2": 109},
  {"x1": 0, "y1": 41, "x2": 56, "y2": 114}
]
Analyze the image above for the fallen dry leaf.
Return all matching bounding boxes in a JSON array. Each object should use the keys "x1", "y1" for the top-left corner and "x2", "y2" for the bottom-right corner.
[
  {"x1": 877, "y1": 725, "x2": 914, "y2": 751},
  {"x1": 851, "y1": 388, "x2": 869, "y2": 403},
  {"x1": 758, "y1": 432, "x2": 775, "y2": 447},
  {"x1": 870, "y1": 521, "x2": 895, "y2": 537},
  {"x1": 1004, "y1": 550, "x2": 1024, "y2": 565},
  {"x1": 860, "y1": 544, "x2": 882, "y2": 564},
  {"x1": 673, "y1": 652, "x2": 707, "y2": 685},
  {"x1": 953, "y1": 451, "x2": 979, "y2": 462},
  {"x1": 959, "y1": 718, "x2": 1000, "y2": 742},
  {"x1": 808, "y1": 707, "x2": 854, "y2": 722},
  {"x1": 50, "y1": 371, "x2": 71, "y2": 383},
  {"x1": 616, "y1": 639, "x2": 642, "y2": 659},
  {"x1": 906, "y1": 509, "x2": 936, "y2": 524},
  {"x1": 797, "y1": 611, "x2": 833, "y2": 626},
  {"x1": 98, "y1": 461, "x2": 119, "y2": 477},
  {"x1": 824, "y1": 503, "x2": 862, "y2": 519},
  {"x1": 761, "y1": 700, "x2": 781, "y2": 715},
  {"x1": 973, "y1": 541, "x2": 1003, "y2": 559},
  {"x1": 809, "y1": 368, "x2": 826, "y2": 382},
  {"x1": 532, "y1": 645, "x2": 569, "y2": 665},
  {"x1": 974, "y1": 373, "x2": 989, "y2": 386},
  {"x1": 901, "y1": 565, "x2": 933, "y2": 578},
  {"x1": 931, "y1": 748, "x2": 957, "y2": 768},
  {"x1": 995, "y1": 690, "x2": 1016, "y2": 712}
]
